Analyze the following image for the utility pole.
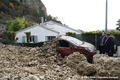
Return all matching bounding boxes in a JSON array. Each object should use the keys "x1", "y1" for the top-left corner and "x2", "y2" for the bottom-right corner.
[{"x1": 105, "y1": 0, "x2": 108, "y2": 33}]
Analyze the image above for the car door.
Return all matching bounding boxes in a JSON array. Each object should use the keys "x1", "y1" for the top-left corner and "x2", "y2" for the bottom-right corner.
[{"x1": 57, "y1": 40, "x2": 75, "y2": 57}]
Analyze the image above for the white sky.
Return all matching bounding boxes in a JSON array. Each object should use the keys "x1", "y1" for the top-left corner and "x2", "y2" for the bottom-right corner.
[{"x1": 42, "y1": 0, "x2": 120, "y2": 31}]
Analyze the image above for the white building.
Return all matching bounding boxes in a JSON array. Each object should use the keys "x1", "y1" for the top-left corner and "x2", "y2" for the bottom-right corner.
[
  {"x1": 42, "y1": 21, "x2": 81, "y2": 35},
  {"x1": 16, "y1": 21, "x2": 81, "y2": 43}
]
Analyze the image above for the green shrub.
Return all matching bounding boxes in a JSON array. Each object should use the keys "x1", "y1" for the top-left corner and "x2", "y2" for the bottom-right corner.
[
  {"x1": 66, "y1": 32, "x2": 76, "y2": 37},
  {"x1": 82, "y1": 30, "x2": 120, "y2": 35},
  {"x1": 7, "y1": 17, "x2": 30, "y2": 32}
]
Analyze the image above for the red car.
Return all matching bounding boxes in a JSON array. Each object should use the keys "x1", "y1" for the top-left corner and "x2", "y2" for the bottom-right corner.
[{"x1": 57, "y1": 36, "x2": 97, "y2": 62}]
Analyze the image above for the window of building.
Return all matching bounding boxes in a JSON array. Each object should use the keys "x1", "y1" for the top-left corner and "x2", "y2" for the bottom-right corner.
[
  {"x1": 30, "y1": 36, "x2": 34, "y2": 42},
  {"x1": 30, "y1": 36, "x2": 37, "y2": 43},
  {"x1": 45, "y1": 36, "x2": 56, "y2": 41}
]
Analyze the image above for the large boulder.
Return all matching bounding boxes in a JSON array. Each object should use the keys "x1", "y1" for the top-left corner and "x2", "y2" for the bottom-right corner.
[
  {"x1": 66, "y1": 52, "x2": 96, "y2": 76},
  {"x1": 66, "y1": 52, "x2": 87, "y2": 68},
  {"x1": 76, "y1": 61, "x2": 96, "y2": 76}
]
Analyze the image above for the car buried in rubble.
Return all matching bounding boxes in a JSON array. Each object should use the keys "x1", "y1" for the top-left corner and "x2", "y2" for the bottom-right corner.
[{"x1": 57, "y1": 36, "x2": 97, "y2": 62}]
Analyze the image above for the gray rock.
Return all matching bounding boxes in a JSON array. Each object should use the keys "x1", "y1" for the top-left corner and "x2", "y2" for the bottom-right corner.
[{"x1": 16, "y1": 0, "x2": 46, "y2": 14}]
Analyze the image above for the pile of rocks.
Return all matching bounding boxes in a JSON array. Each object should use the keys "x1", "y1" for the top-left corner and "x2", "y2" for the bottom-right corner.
[
  {"x1": 0, "y1": 43, "x2": 91, "y2": 80},
  {"x1": 93, "y1": 54, "x2": 120, "y2": 79},
  {"x1": 0, "y1": 41, "x2": 120, "y2": 80}
]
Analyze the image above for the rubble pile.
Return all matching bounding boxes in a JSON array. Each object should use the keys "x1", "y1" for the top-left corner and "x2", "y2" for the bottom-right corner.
[
  {"x1": 40, "y1": 39, "x2": 58, "y2": 53},
  {"x1": 0, "y1": 43, "x2": 92, "y2": 80},
  {"x1": 93, "y1": 54, "x2": 120, "y2": 79},
  {"x1": 0, "y1": 41, "x2": 120, "y2": 80}
]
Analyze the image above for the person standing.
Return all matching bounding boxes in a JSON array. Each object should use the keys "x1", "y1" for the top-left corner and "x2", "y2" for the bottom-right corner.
[
  {"x1": 99, "y1": 32, "x2": 106, "y2": 54},
  {"x1": 104, "y1": 33, "x2": 115, "y2": 56}
]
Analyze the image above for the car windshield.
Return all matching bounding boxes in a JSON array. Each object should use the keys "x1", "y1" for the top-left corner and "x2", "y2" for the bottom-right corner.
[{"x1": 66, "y1": 37, "x2": 83, "y2": 46}]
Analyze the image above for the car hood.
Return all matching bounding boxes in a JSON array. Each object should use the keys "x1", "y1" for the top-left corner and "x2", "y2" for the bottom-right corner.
[{"x1": 80, "y1": 42, "x2": 96, "y2": 50}]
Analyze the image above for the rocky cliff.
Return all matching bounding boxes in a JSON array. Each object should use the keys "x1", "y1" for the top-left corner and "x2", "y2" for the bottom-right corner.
[
  {"x1": 16, "y1": 0, "x2": 46, "y2": 14},
  {"x1": 0, "y1": 0, "x2": 47, "y2": 21}
]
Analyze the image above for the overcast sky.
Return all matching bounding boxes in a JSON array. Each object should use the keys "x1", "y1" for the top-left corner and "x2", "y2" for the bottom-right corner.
[{"x1": 42, "y1": 0, "x2": 120, "y2": 31}]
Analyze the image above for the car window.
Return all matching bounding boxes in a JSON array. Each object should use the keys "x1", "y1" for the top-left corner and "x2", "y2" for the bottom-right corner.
[
  {"x1": 69, "y1": 42, "x2": 75, "y2": 48},
  {"x1": 58, "y1": 40, "x2": 69, "y2": 47},
  {"x1": 58, "y1": 40, "x2": 75, "y2": 48},
  {"x1": 66, "y1": 37, "x2": 83, "y2": 46}
]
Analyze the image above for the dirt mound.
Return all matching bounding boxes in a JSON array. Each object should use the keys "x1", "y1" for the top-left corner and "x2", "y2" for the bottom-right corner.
[
  {"x1": 93, "y1": 54, "x2": 120, "y2": 79},
  {"x1": 0, "y1": 41, "x2": 120, "y2": 80}
]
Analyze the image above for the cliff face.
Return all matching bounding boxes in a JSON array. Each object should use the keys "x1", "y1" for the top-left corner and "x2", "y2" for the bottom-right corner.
[
  {"x1": 16, "y1": 0, "x2": 46, "y2": 14},
  {"x1": 0, "y1": 0, "x2": 47, "y2": 23}
]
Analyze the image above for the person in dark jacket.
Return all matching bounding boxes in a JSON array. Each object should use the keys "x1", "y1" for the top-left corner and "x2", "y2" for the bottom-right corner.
[
  {"x1": 99, "y1": 32, "x2": 106, "y2": 54},
  {"x1": 104, "y1": 33, "x2": 115, "y2": 56}
]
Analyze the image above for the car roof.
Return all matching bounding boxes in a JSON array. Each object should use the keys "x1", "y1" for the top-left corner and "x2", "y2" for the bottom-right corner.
[{"x1": 59, "y1": 36, "x2": 71, "y2": 40}]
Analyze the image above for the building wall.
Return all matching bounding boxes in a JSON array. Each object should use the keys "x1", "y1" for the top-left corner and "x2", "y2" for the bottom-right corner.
[
  {"x1": 45, "y1": 21, "x2": 81, "y2": 36},
  {"x1": 16, "y1": 25, "x2": 59, "y2": 43}
]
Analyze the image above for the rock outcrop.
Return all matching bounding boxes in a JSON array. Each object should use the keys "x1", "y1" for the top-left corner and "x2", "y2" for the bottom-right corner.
[
  {"x1": 0, "y1": 0, "x2": 47, "y2": 20},
  {"x1": 16, "y1": 0, "x2": 46, "y2": 14}
]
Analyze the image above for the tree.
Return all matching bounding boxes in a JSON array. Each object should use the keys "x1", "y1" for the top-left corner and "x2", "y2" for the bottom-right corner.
[
  {"x1": 116, "y1": 19, "x2": 120, "y2": 31},
  {"x1": 9, "y1": 3, "x2": 14, "y2": 8},
  {"x1": 25, "y1": 32, "x2": 31, "y2": 43},
  {"x1": 5, "y1": 17, "x2": 30, "y2": 42},
  {"x1": 46, "y1": 15, "x2": 62, "y2": 24},
  {"x1": 7, "y1": 17, "x2": 30, "y2": 32},
  {"x1": 66, "y1": 32, "x2": 76, "y2": 37}
]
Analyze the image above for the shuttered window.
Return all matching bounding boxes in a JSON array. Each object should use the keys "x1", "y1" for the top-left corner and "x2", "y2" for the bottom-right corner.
[
  {"x1": 45, "y1": 36, "x2": 56, "y2": 41},
  {"x1": 30, "y1": 36, "x2": 38, "y2": 43},
  {"x1": 22, "y1": 36, "x2": 37, "y2": 43},
  {"x1": 34, "y1": 36, "x2": 37, "y2": 43},
  {"x1": 22, "y1": 36, "x2": 26, "y2": 43}
]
